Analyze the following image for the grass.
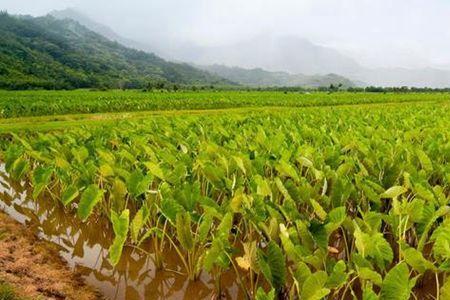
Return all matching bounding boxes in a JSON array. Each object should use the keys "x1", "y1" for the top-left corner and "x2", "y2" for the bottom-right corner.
[{"x1": 0, "y1": 281, "x2": 23, "y2": 300}]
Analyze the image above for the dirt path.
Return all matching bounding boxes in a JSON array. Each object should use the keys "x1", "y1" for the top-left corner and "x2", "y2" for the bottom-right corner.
[{"x1": 0, "y1": 212, "x2": 103, "y2": 300}]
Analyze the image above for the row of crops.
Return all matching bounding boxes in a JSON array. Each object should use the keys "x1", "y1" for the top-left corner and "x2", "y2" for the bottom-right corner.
[
  {"x1": 1, "y1": 101, "x2": 450, "y2": 299},
  {"x1": 0, "y1": 90, "x2": 448, "y2": 118}
]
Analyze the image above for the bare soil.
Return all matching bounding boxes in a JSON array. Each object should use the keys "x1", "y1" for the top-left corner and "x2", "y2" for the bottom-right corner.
[{"x1": 0, "y1": 212, "x2": 103, "y2": 300}]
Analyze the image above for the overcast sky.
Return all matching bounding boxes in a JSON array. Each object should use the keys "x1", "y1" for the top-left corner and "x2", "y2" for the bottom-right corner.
[{"x1": 2, "y1": 0, "x2": 450, "y2": 69}]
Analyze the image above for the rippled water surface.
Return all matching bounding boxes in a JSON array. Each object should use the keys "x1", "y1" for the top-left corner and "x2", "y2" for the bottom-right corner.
[{"x1": 0, "y1": 164, "x2": 242, "y2": 300}]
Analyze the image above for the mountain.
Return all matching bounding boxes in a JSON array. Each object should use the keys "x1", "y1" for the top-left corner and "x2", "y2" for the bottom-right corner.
[
  {"x1": 169, "y1": 36, "x2": 450, "y2": 88},
  {"x1": 49, "y1": 8, "x2": 155, "y2": 54},
  {"x1": 166, "y1": 36, "x2": 362, "y2": 77},
  {"x1": 0, "y1": 12, "x2": 231, "y2": 89},
  {"x1": 200, "y1": 64, "x2": 356, "y2": 88},
  {"x1": 11, "y1": 9, "x2": 450, "y2": 88}
]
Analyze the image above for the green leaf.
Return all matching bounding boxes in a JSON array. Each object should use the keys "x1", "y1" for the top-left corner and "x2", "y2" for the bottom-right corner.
[
  {"x1": 77, "y1": 185, "x2": 104, "y2": 221},
  {"x1": 197, "y1": 213, "x2": 213, "y2": 242},
  {"x1": 310, "y1": 199, "x2": 327, "y2": 221},
  {"x1": 440, "y1": 276, "x2": 450, "y2": 299},
  {"x1": 144, "y1": 161, "x2": 165, "y2": 180},
  {"x1": 61, "y1": 185, "x2": 79, "y2": 206},
  {"x1": 32, "y1": 166, "x2": 53, "y2": 199},
  {"x1": 358, "y1": 267, "x2": 382, "y2": 286},
  {"x1": 176, "y1": 212, "x2": 194, "y2": 251},
  {"x1": 416, "y1": 149, "x2": 433, "y2": 171},
  {"x1": 276, "y1": 160, "x2": 300, "y2": 182},
  {"x1": 300, "y1": 271, "x2": 331, "y2": 300},
  {"x1": 380, "y1": 186, "x2": 407, "y2": 199},
  {"x1": 127, "y1": 171, "x2": 152, "y2": 197},
  {"x1": 326, "y1": 260, "x2": 348, "y2": 289},
  {"x1": 362, "y1": 286, "x2": 379, "y2": 300},
  {"x1": 401, "y1": 243, "x2": 436, "y2": 273},
  {"x1": 354, "y1": 225, "x2": 393, "y2": 269},
  {"x1": 380, "y1": 262, "x2": 415, "y2": 300},
  {"x1": 11, "y1": 157, "x2": 29, "y2": 181},
  {"x1": 431, "y1": 219, "x2": 450, "y2": 260},
  {"x1": 130, "y1": 205, "x2": 149, "y2": 243},
  {"x1": 109, "y1": 209, "x2": 130, "y2": 266},
  {"x1": 111, "y1": 179, "x2": 127, "y2": 212},
  {"x1": 255, "y1": 287, "x2": 275, "y2": 300},
  {"x1": 258, "y1": 241, "x2": 286, "y2": 291}
]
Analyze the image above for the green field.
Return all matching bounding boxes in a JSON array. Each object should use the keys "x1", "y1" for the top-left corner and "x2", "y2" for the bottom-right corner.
[
  {"x1": 1, "y1": 90, "x2": 449, "y2": 118},
  {"x1": 1, "y1": 91, "x2": 450, "y2": 299}
]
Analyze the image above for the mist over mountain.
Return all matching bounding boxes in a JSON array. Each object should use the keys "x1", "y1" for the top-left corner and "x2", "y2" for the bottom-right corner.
[
  {"x1": 160, "y1": 35, "x2": 361, "y2": 76},
  {"x1": 44, "y1": 8, "x2": 450, "y2": 88},
  {"x1": 50, "y1": 8, "x2": 358, "y2": 88},
  {"x1": 200, "y1": 65, "x2": 355, "y2": 88}
]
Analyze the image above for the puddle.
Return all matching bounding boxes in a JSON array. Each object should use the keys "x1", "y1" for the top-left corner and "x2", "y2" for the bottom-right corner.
[{"x1": 0, "y1": 164, "x2": 242, "y2": 300}]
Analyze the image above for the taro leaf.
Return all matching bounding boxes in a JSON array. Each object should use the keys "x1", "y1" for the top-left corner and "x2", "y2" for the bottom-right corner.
[
  {"x1": 416, "y1": 149, "x2": 433, "y2": 171},
  {"x1": 4, "y1": 145, "x2": 23, "y2": 173},
  {"x1": 418, "y1": 206, "x2": 450, "y2": 252},
  {"x1": 380, "y1": 186, "x2": 407, "y2": 199},
  {"x1": 362, "y1": 286, "x2": 379, "y2": 300},
  {"x1": 32, "y1": 166, "x2": 53, "y2": 199},
  {"x1": 197, "y1": 213, "x2": 213, "y2": 243},
  {"x1": 325, "y1": 206, "x2": 346, "y2": 235},
  {"x1": 254, "y1": 175, "x2": 272, "y2": 197},
  {"x1": 310, "y1": 199, "x2": 327, "y2": 221},
  {"x1": 293, "y1": 261, "x2": 311, "y2": 287},
  {"x1": 203, "y1": 237, "x2": 229, "y2": 272},
  {"x1": 326, "y1": 260, "x2": 348, "y2": 289},
  {"x1": 99, "y1": 163, "x2": 114, "y2": 177},
  {"x1": 309, "y1": 221, "x2": 328, "y2": 250},
  {"x1": 61, "y1": 185, "x2": 79, "y2": 206},
  {"x1": 233, "y1": 156, "x2": 247, "y2": 174},
  {"x1": 300, "y1": 271, "x2": 330, "y2": 300},
  {"x1": 279, "y1": 224, "x2": 303, "y2": 262},
  {"x1": 109, "y1": 209, "x2": 130, "y2": 266},
  {"x1": 111, "y1": 179, "x2": 127, "y2": 212},
  {"x1": 401, "y1": 242, "x2": 436, "y2": 273},
  {"x1": 77, "y1": 185, "x2": 104, "y2": 221},
  {"x1": 71, "y1": 146, "x2": 89, "y2": 163},
  {"x1": 160, "y1": 198, "x2": 184, "y2": 224},
  {"x1": 144, "y1": 161, "x2": 165, "y2": 180},
  {"x1": 11, "y1": 157, "x2": 29, "y2": 181},
  {"x1": 176, "y1": 211, "x2": 194, "y2": 251},
  {"x1": 131, "y1": 205, "x2": 150, "y2": 243},
  {"x1": 358, "y1": 267, "x2": 383, "y2": 286},
  {"x1": 255, "y1": 287, "x2": 275, "y2": 300},
  {"x1": 275, "y1": 160, "x2": 300, "y2": 182},
  {"x1": 430, "y1": 219, "x2": 450, "y2": 260},
  {"x1": 354, "y1": 225, "x2": 393, "y2": 270},
  {"x1": 127, "y1": 171, "x2": 152, "y2": 197},
  {"x1": 257, "y1": 241, "x2": 286, "y2": 292},
  {"x1": 440, "y1": 276, "x2": 450, "y2": 299},
  {"x1": 380, "y1": 262, "x2": 416, "y2": 300}
]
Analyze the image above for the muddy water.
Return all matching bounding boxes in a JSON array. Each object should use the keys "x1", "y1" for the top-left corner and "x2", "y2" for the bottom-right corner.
[{"x1": 0, "y1": 165, "x2": 242, "y2": 300}]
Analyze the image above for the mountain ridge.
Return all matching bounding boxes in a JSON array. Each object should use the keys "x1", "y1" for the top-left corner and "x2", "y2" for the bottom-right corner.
[
  {"x1": 0, "y1": 12, "x2": 231, "y2": 89},
  {"x1": 200, "y1": 64, "x2": 356, "y2": 87}
]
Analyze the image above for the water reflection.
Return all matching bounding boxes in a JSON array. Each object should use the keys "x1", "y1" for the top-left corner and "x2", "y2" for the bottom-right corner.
[{"x1": 0, "y1": 165, "x2": 241, "y2": 300}]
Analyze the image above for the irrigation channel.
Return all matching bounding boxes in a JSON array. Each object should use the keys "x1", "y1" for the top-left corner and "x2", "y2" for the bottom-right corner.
[{"x1": 0, "y1": 164, "x2": 244, "y2": 300}]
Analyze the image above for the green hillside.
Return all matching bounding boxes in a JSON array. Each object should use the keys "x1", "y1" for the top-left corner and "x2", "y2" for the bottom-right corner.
[{"x1": 0, "y1": 12, "x2": 232, "y2": 89}]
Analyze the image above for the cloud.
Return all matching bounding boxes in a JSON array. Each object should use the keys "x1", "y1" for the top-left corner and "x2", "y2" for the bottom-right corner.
[{"x1": 2, "y1": 0, "x2": 450, "y2": 68}]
